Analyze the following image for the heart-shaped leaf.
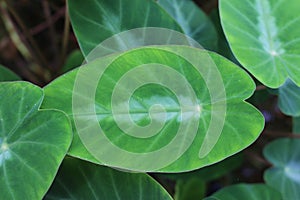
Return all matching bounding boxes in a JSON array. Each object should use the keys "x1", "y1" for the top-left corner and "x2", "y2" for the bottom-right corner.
[
  {"x1": 264, "y1": 138, "x2": 300, "y2": 200},
  {"x1": 220, "y1": 0, "x2": 300, "y2": 88},
  {"x1": 42, "y1": 46, "x2": 264, "y2": 172},
  {"x1": 68, "y1": 0, "x2": 182, "y2": 56},
  {"x1": 278, "y1": 79, "x2": 300, "y2": 116},
  {"x1": 0, "y1": 82, "x2": 72, "y2": 199},
  {"x1": 45, "y1": 157, "x2": 172, "y2": 200},
  {"x1": 205, "y1": 184, "x2": 281, "y2": 200},
  {"x1": 157, "y1": 0, "x2": 218, "y2": 50},
  {"x1": 0, "y1": 65, "x2": 20, "y2": 81}
]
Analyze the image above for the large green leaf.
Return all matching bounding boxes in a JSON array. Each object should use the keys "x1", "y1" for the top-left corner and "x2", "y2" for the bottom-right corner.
[
  {"x1": 0, "y1": 82, "x2": 72, "y2": 199},
  {"x1": 220, "y1": 0, "x2": 300, "y2": 88},
  {"x1": 278, "y1": 79, "x2": 300, "y2": 116},
  {"x1": 0, "y1": 65, "x2": 20, "y2": 81},
  {"x1": 205, "y1": 184, "x2": 281, "y2": 200},
  {"x1": 45, "y1": 157, "x2": 172, "y2": 200},
  {"x1": 157, "y1": 0, "x2": 218, "y2": 50},
  {"x1": 264, "y1": 138, "x2": 300, "y2": 200},
  {"x1": 68, "y1": 0, "x2": 182, "y2": 56},
  {"x1": 42, "y1": 46, "x2": 264, "y2": 172}
]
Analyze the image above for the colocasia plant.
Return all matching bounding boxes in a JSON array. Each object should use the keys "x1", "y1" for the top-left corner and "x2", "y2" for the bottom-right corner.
[{"x1": 0, "y1": 0, "x2": 299, "y2": 199}]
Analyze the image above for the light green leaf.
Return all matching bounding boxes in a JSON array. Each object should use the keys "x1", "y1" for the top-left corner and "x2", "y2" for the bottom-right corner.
[
  {"x1": 264, "y1": 138, "x2": 300, "y2": 200},
  {"x1": 293, "y1": 117, "x2": 300, "y2": 134},
  {"x1": 0, "y1": 65, "x2": 20, "y2": 81},
  {"x1": 220, "y1": 0, "x2": 300, "y2": 88},
  {"x1": 45, "y1": 157, "x2": 172, "y2": 200},
  {"x1": 205, "y1": 184, "x2": 281, "y2": 200},
  {"x1": 68, "y1": 0, "x2": 182, "y2": 56},
  {"x1": 0, "y1": 82, "x2": 72, "y2": 200},
  {"x1": 157, "y1": 0, "x2": 218, "y2": 50},
  {"x1": 278, "y1": 79, "x2": 300, "y2": 116},
  {"x1": 42, "y1": 46, "x2": 264, "y2": 172}
]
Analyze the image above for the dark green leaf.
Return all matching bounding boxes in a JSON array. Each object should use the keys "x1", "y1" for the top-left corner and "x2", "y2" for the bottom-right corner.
[
  {"x1": 68, "y1": 0, "x2": 182, "y2": 56},
  {"x1": 157, "y1": 0, "x2": 218, "y2": 50},
  {"x1": 45, "y1": 157, "x2": 172, "y2": 200}
]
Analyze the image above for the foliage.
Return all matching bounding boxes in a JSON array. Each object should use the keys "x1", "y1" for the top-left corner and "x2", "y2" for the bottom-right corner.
[{"x1": 0, "y1": 0, "x2": 299, "y2": 199}]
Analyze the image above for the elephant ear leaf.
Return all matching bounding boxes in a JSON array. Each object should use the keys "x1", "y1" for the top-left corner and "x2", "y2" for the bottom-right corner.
[
  {"x1": 0, "y1": 82, "x2": 72, "y2": 199},
  {"x1": 220, "y1": 0, "x2": 300, "y2": 88}
]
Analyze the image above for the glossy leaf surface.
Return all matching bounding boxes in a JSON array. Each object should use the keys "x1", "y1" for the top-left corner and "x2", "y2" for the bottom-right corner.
[
  {"x1": 45, "y1": 157, "x2": 172, "y2": 200},
  {"x1": 42, "y1": 46, "x2": 264, "y2": 172},
  {"x1": 68, "y1": 0, "x2": 182, "y2": 56},
  {"x1": 157, "y1": 0, "x2": 218, "y2": 50},
  {"x1": 264, "y1": 138, "x2": 300, "y2": 200},
  {"x1": 220, "y1": 0, "x2": 300, "y2": 88},
  {"x1": 0, "y1": 82, "x2": 72, "y2": 199}
]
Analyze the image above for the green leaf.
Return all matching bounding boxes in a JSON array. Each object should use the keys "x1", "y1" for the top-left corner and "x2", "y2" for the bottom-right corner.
[
  {"x1": 206, "y1": 184, "x2": 281, "y2": 200},
  {"x1": 42, "y1": 46, "x2": 264, "y2": 172},
  {"x1": 157, "y1": 0, "x2": 218, "y2": 50},
  {"x1": 293, "y1": 117, "x2": 300, "y2": 134},
  {"x1": 61, "y1": 50, "x2": 84, "y2": 73},
  {"x1": 0, "y1": 65, "x2": 20, "y2": 81},
  {"x1": 220, "y1": 0, "x2": 300, "y2": 88},
  {"x1": 0, "y1": 82, "x2": 72, "y2": 199},
  {"x1": 45, "y1": 157, "x2": 172, "y2": 200},
  {"x1": 278, "y1": 79, "x2": 300, "y2": 116},
  {"x1": 175, "y1": 178, "x2": 205, "y2": 200},
  {"x1": 68, "y1": 0, "x2": 182, "y2": 56},
  {"x1": 264, "y1": 138, "x2": 300, "y2": 200}
]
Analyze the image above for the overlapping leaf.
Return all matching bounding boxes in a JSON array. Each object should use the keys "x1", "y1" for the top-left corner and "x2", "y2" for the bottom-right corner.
[
  {"x1": 157, "y1": 0, "x2": 218, "y2": 50},
  {"x1": 68, "y1": 0, "x2": 182, "y2": 56},
  {"x1": 45, "y1": 157, "x2": 172, "y2": 200},
  {"x1": 220, "y1": 0, "x2": 300, "y2": 88},
  {"x1": 0, "y1": 82, "x2": 72, "y2": 199},
  {"x1": 264, "y1": 138, "x2": 300, "y2": 200}
]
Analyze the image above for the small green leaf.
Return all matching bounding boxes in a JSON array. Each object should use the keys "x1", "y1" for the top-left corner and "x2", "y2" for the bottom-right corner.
[
  {"x1": 43, "y1": 46, "x2": 264, "y2": 172},
  {"x1": 206, "y1": 184, "x2": 281, "y2": 200},
  {"x1": 157, "y1": 0, "x2": 218, "y2": 50},
  {"x1": 278, "y1": 79, "x2": 300, "y2": 116},
  {"x1": 264, "y1": 138, "x2": 300, "y2": 200},
  {"x1": 0, "y1": 65, "x2": 20, "y2": 81},
  {"x1": 0, "y1": 82, "x2": 72, "y2": 199},
  {"x1": 45, "y1": 157, "x2": 172, "y2": 200},
  {"x1": 68, "y1": 0, "x2": 182, "y2": 56},
  {"x1": 220, "y1": 0, "x2": 300, "y2": 88}
]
